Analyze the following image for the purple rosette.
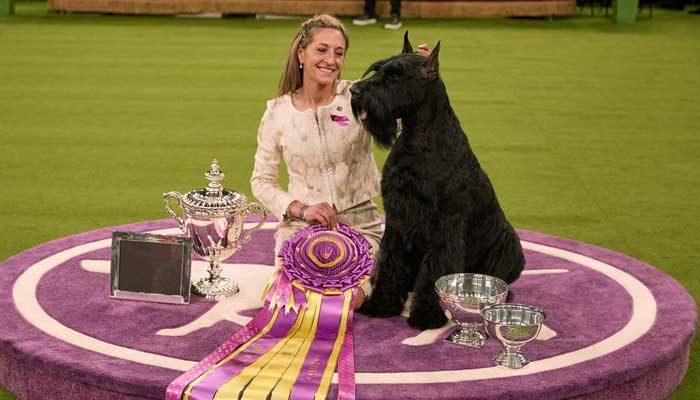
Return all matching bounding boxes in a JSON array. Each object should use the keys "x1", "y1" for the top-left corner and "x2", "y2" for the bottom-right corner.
[{"x1": 278, "y1": 223, "x2": 374, "y2": 294}]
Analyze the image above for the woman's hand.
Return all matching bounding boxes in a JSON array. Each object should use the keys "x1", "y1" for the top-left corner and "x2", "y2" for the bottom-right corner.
[
  {"x1": 417, "y1": 43, "x2": 431, "y2": 58},
  {"x1": 304, "y1": 202, "x2": 338, "y2": 229}
]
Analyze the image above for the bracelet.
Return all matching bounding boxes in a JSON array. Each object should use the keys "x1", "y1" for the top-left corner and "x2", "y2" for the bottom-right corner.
[
  {"x1": 299, "y1": 205, "x2": 309, "y2": 221},
  {"x1": 285, "y1": 201, "x2": 296, "y2": 219}
]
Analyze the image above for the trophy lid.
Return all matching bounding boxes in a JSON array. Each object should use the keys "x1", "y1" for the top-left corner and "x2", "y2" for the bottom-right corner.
[{"x1": 180, "y1": 160, "x2": 249, "y2": 216}]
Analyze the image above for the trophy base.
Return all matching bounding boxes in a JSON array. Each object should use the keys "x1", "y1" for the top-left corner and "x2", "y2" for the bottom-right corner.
[
  {"x1": 192, "y1": 277, "x2": 239, "y2": 300},
  {"x1": 444, "y1": 327, "x2": 489, "y2": 348},
  {"x1": 493, "y1": 349, "x2": 529, "y2": 369}
]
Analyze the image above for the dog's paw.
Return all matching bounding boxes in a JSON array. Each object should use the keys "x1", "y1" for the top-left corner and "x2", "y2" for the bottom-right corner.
[
  {"x1": 407, "y1": 310, "x2": 448, "y2": 331},
  {"x1": 359, "y1": 295, "x2": 404, "y2": 318}
]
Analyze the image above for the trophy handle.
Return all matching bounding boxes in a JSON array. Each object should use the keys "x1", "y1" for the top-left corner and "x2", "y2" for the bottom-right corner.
[
  {"x1": 163, "y1": 191, "x2": 186, "y2": 233},
  {"x1": 240, "y1": 202, "x2": 268, "y2": 245}
]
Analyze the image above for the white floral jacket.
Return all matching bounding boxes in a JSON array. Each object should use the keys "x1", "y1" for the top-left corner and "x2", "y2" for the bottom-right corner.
[{"x1": 250, "y1": 80, "x2": 381, "y2": 220}]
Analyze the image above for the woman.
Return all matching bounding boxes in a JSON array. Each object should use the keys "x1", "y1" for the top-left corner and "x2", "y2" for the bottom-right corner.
[{"x1": 250, "y1": 14, "x2": 428, "y2": 306}]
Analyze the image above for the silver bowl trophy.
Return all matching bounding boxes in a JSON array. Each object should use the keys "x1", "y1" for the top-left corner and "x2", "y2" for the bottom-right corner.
[
  {"x1": 435, "y1": 273, "x2": 508, "y2": 348},
  {"x1": 164, "y1": 160, "x2": 267, "y2": 300},
  {"x1": 481, "y1": 303, "x2": 547, "y2": 369}
]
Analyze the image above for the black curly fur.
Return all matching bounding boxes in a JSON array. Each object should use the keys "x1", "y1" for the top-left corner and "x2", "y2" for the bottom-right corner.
[{"x1": 351, "y1": 33, "x2": 525, "y2": 330}]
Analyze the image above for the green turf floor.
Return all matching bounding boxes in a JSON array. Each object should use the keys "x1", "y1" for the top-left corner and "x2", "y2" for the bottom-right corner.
[{"x1": 1, "y1": 1, "x2": 698, "y2": 399}]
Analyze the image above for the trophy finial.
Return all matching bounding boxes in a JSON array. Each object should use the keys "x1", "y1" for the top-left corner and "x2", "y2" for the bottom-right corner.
[{"x1": 205, "y1": 159, "x2": 225, "y2": 196}]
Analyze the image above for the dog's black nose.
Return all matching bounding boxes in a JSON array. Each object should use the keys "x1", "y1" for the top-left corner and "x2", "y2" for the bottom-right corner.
[{"x1": 349, "y1": 86, "x2": 360, "y2": 98}]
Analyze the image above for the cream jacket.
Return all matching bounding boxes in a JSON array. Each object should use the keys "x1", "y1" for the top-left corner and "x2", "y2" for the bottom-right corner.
[{"x1": 250, "y1": 80, "x2": 381, "y2": 220}]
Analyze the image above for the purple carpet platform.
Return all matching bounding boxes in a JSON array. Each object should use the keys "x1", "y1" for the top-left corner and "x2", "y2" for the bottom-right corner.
[{"x1": 0, "y1": 218, "x2": 696, "y2": 400}]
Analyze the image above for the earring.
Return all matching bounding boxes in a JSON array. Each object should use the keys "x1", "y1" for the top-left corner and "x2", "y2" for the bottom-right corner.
[{"x1": 299, "y1": 62, "x2": 303, "y2": 69}]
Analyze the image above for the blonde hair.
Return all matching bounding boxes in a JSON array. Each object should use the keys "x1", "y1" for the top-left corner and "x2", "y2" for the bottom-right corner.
[{"x1": 277, "y1": 14, "x2": 350, "y2": 97}]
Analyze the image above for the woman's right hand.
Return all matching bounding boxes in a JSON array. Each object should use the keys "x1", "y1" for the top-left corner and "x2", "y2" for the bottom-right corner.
[
  {"x1": 417, "y1": 43, "x2": 431, "y2": 58},
  {"x1": 304, "y1": 202, "x2": 338, "y2": 229}
]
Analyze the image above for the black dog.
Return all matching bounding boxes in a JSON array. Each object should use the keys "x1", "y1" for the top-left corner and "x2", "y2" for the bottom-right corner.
[{"x1": 351, "y1": 33, "x2": 525, "y2": 330}]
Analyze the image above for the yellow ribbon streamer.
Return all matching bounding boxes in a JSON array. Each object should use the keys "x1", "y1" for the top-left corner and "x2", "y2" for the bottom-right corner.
[
  {"x1": 214, "y1": 292, "x2": 318, "y2": 399},
  {"x1": 182, "y1": 307, "x2": 281, "y2": 400},
  {"x1": 270, "y1": 291, "x2": 327, "y2": 400},
  {"x1": 240, "y1": 291, "x2": 322, "y2": 400}
]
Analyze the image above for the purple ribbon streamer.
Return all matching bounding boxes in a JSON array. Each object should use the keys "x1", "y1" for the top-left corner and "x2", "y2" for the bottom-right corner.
[
  {"x1": 337, "y1": 290, "x2": 357, "y2": 400},
  {"x1": 289, "y1": 294, "x2": 346, "y2": 399},
  {"x1": 165, "y1": 305, "x2": 274, "y2": 400},
  {"x1": 293, "y1": 284, "x2": 307, "y2": 310}
]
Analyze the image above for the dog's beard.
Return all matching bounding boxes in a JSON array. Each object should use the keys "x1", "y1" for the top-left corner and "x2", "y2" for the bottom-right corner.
[{"x1": 351, "y1": 93, "x2": 399, "y2": 148}]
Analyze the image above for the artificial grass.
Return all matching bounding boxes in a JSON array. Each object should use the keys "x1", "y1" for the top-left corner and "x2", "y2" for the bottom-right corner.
[{"x1": 1, "y1": 2, "x2": 699, "y2": 399}]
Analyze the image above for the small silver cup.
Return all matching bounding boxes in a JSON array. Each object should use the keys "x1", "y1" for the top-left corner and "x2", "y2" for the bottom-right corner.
[
  {"x1": 435, "y1": 273, "x2": 508, "y2": 348},
  {"x1": 481, "y1": 303, "x2": 546, "y2": 369}
]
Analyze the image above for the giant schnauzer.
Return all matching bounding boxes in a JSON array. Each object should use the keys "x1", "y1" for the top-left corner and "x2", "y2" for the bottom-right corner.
[{"x1": 351, "y1": 33, "x2": 525, "y2": 330}]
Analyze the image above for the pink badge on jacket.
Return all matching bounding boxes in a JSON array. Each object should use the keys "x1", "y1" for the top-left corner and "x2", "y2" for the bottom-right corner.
[{"x1": 330, "y1": 114, "x2": 349, "y2": 127}]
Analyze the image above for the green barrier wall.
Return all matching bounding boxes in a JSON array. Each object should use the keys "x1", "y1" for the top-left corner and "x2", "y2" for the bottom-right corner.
[{"x1": 0, "y1": 0, "x2": 14, "y2": 16}]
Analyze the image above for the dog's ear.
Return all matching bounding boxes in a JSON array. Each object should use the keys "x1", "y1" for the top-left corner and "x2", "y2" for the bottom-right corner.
[
  {"x1": 402, "y1": 31, "x2": 413, "y2": 54},
  {"x1": 422, "y1": 40, "x2": 440, "y2": 79},
  {"x1": 362, "y1": 60, "x2": 386, "y2": 78}
]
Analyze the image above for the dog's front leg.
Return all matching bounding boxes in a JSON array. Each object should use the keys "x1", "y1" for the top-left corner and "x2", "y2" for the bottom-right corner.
[
  {"x1": 359, "y1": 225, "x2": 414, "y2": 318},
  {"x1": 407, "y1": 218, "x2": 466, "y2": 330},
  {"x1": 406, "y1": 253, "x2": 449, "y2": 330}
]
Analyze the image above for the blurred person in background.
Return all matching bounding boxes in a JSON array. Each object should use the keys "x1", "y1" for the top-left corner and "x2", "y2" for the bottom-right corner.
[{"x1": 353, "y1": 0, "x2": 402, "y2": 29}]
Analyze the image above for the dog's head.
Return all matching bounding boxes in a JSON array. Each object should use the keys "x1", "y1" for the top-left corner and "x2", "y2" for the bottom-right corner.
[{"x1": 350, "y1": 32, "x2": 441, "y2": 148}]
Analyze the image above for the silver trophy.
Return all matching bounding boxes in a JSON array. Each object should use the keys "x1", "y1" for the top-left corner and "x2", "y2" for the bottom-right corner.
[
  {"x1": 164, "y1": 159, "x2": 267, "y2": 300},
  {"x1": 481, "y1": 303, "x2": 547, "y2": 369},
  {"x1": 435, "y1": 273, "x2": 508, "y2": 348}
]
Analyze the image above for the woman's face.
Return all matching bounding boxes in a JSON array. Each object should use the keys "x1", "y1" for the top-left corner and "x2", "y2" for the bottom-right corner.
[{"x1": 298, "y1": 28, "x2": 346, "y2": 87}]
